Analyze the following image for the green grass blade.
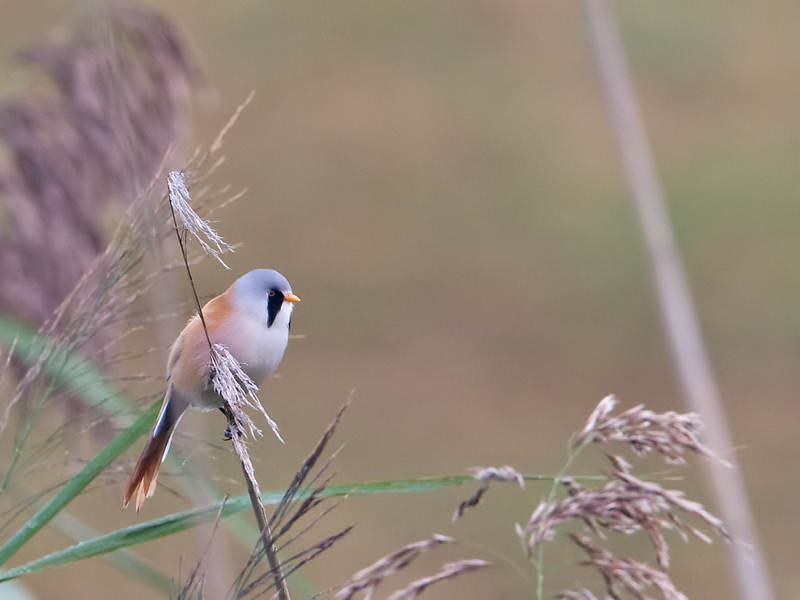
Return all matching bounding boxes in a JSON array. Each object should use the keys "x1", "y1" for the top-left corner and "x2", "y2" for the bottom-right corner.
[
  {"x1": 0, "y1": 495, "x2": 261, "y2": 581},
  {"x1": 49, "y1": 510, "x2": 173, "y2": 594},
  {"x1": 0, "y1": 315, "x2": 129, "y2": 416},
  {"x1": 0, "y1": 473, "x2": 554, "y2": 581},
  {"x1": 0, "y1": 400, "x2": 160, "y2": 568}
]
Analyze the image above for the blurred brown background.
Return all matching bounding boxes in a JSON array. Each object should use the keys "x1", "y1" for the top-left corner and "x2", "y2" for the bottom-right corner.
[{"x1": 1, "y1": 1, "x2": 799, "y2": 598}]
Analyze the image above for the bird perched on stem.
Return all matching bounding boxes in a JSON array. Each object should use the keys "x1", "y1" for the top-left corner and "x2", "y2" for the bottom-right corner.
[{"x1": 123, "y1": 269, "x2": 299, "y2": 511}]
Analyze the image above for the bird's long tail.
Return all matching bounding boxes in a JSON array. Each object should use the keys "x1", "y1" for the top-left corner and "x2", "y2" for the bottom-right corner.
[{"x1": 123, "y1": 386, "x2": 185, "y2": 511}]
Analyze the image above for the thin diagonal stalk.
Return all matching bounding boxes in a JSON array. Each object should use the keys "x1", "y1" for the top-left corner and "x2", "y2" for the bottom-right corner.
[
  {"x1": 580, "y1": 2, "x2": 774, "y2": 599},
  {"x1": 225, "y1": 404, "x2": 288, "y2": 599},
  {"x1": 167, "y1": 182, "x2": 213, "y2": 350}
]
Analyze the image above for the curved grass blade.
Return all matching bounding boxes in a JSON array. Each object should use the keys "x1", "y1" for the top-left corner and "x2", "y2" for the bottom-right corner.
[
  {"x1": 0, "y1": 316, "x2": 129, "y2": 416},
  {"x1": 0, "y1": 474, "x2": 555, "y2": 581},
  {"x1": 49, "y1": 508, "x2": 173, "y2": 594},
  {"x1": 0, "y1": 399, "x2": 160, "y2": 568}
]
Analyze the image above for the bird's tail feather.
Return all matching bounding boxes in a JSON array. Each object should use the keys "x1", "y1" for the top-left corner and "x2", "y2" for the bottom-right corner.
[{"x1": 122, "y1": 387, "x2": 185, "y2": 511}]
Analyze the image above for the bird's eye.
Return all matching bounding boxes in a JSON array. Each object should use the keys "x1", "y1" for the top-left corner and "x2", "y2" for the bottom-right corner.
[{"x1": 268, "y1": 290, "x2": 276, "y2": 297}]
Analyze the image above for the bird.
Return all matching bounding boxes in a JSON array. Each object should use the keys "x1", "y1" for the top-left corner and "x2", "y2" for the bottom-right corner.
[{"x1": 123, "y1": 269, "x2": 300, "y2": 511}]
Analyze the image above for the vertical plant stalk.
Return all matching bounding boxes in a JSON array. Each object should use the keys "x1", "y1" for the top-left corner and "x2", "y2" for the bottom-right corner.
[
  {"x1": 579, "y1": 2, "x2": 774, "y2": 600},
  {"x1": 225, "y1": 405, "x2": 288, "y2": 598},
  {"x1": 167, "y1": 181, "x2": 290, "y2": 600}
]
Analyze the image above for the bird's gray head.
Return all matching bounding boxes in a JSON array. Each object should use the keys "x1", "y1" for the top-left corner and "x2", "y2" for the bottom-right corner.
[{"x1": 232, "y1": 269, "x2": 299, "y2": 327}]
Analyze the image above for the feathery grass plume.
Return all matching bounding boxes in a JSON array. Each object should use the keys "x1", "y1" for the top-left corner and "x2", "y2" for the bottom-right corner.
[
  {"x1": 0, "y1": 175, "x2": 170, "y2": 496},
  {"x1": 168, "y1": 172, "x2": 233, "y2": 269},
  {"x1": 567, "y1": 534, "x2": 689, "y2": 600},
  {"x1": 516, "y1": 397, "x2": 729, "y2": 600},
  {"x1": 335, "y1": 535, "x2": 456, "y2": 600},
  {"x1": 0, "y1": 3, "x2": 199, "y2": 329},
  {"x1": 336, "y1": 535, "x2": 488, "y2": 600},
  {"x1": 270, "y1": 403, "x2": 347, "y2": 532},
  {"x1": 516, "y1": 454, "x2": 729, "y2": 570},
  {"x1": 230, "y1": 405, "x2": 351, "y2": 599},
  {"x1": 573, "y1": 395, "x2": 715, "y2": 464},
  {"x1": 0, "y1": 169, "x2": 202, "y2": 557},
  {"x1": 387, "y1": 559, "x2": 491, "y2": 600},
  {"x1": 210, "y1": 344, "x2": 283, "y2": 442},
  {"x1": 0, "y1": 139, "x2": 249, "y2": 504},
  {"x1": 0, "y1": 69, "x2": 261, "y2": 593}
]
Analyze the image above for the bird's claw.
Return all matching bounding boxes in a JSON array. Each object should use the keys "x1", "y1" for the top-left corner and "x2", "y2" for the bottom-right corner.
[{"x1": 223, "y1": 424, "x2": 243, "y2": 441}]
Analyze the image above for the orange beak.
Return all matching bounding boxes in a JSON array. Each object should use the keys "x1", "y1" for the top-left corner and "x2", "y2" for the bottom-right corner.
[{"x1": 284, "y1": 292, "x2": 301, "y2": 303}]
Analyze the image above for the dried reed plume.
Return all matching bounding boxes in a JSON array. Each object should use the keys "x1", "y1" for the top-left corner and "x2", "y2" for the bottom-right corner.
[
  {"x1": 516, "y1": 454, "x2": 728, "y2": 570},
  {"x1": 335, "y1": 535, "x2": 456, "y2": 600},
  {"x1": 1, "y1": 158, "x2": 175, "y2": 494},
  {"x1": 388, "y1": 559, "x2": 491, "y2": 600},
  {"x1": 336, "y1": 534, "x2": 489, "y2": 600},
  {"x1": 229, "y1": 405, "x2": 352, "y2": 599},
  {"x1": 574, "y1": 395, "x2": 714, "y2": 464},
  {"x1": 564, "y1": 534, "x2": 689, "y2": 600},
  {"x1": 515, "y1": 396, "x2": 729, "y2": 600},
  {"x1": 0, "y1": 4, "x2": 198, "y2": 329},
  {"x1": 167, "y1": 171, "x2": 233, "y2": 269}
]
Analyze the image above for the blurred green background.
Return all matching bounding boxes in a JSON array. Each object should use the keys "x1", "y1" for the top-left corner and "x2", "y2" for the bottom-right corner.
[{"x1": 1, "y1": 1, "x2": 799, "y2": 598}]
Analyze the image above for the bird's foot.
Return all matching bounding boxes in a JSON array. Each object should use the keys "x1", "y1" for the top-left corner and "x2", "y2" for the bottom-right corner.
[
  {"x1": 223, "y1": 424, "x2": 243, "y2": 441},
  {"x1": 218, "y1": 406, "x2": 243, "y2": 440}
]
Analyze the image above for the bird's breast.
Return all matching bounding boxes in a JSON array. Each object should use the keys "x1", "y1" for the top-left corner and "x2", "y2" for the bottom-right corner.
[{"x1": 217, "y1": 313, "x2": 289, "y2": 387}]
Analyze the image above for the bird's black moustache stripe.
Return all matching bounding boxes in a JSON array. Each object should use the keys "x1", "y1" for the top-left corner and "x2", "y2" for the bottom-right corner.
[{"x1": 266, "y1": 290, "x2": 284, "y2": 327}]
